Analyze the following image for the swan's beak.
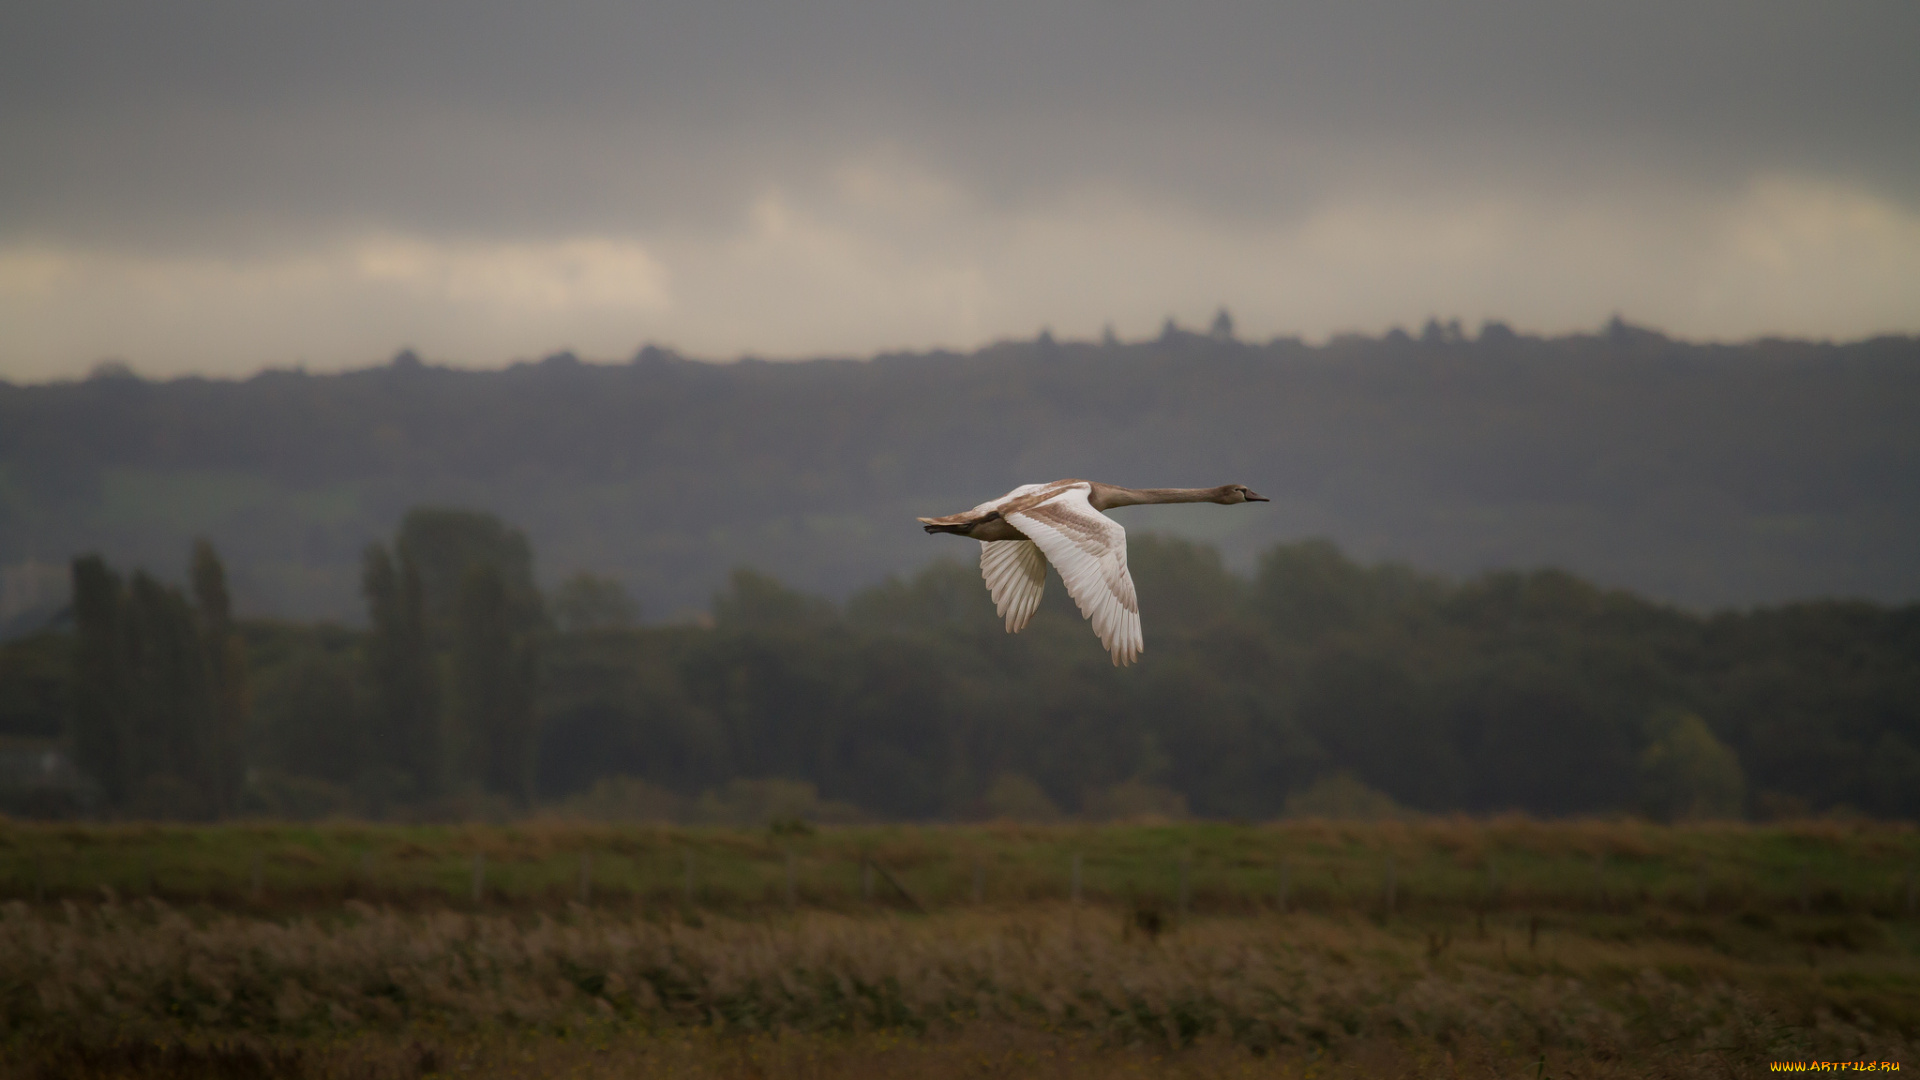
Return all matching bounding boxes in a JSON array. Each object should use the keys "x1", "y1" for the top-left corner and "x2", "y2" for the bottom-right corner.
[{"x1": 1244, "y1": 490, "x2": 1270, "y2": 502}]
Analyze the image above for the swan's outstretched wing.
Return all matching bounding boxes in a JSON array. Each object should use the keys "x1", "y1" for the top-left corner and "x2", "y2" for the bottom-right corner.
[
  {"x1": 979, "y1": 540, "x2": 1047, "y2": 633},
  {"x1": 975, "y1": 482, "x2": 1054, "y2": 515},
  {"x1": 1006, "y1": 484, "x2": 1143, "y2": 665}
]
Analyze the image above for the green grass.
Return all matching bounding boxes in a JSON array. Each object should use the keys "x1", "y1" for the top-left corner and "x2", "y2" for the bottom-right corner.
[
  {"x1": 0, "y1": 817, "x2": 1914, "y2": 916},
  {"x1": 0, "y1": 819, "x2": 1915, "y2": 1078}
]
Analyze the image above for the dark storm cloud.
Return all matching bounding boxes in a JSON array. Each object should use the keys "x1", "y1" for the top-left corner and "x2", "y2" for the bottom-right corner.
[
  {"x1": 3, "y1": 0, "x2": 1915, "y2": 242},
  {"x1": 2, "y1": 1, "x2": 1916, "y2": 378}
]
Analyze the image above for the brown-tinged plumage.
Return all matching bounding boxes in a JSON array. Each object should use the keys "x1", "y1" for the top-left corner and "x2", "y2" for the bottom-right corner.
[{"x1": 918, "y1": 480, "x2": 1268, "y2": 665}]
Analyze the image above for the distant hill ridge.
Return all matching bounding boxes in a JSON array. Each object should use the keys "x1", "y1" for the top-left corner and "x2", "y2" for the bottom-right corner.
[{"x1": 1, "y1": 322, "x2": 1916, "y2": 622}]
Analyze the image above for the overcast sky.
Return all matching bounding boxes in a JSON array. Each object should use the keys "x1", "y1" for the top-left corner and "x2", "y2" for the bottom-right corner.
[{"x1": 2, "y1": 1, "x2": 1916, "y2": 380}]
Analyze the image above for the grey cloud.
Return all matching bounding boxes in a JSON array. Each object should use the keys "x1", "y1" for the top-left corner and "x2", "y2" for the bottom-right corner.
[
  {"x1": 8, "y1": 2, "x2": 1914, "y2": 131},
  {"x1": 3, "y1": 0, "x2": 1916, "y2": 379},
  {"x1": 2, "y1": 0, "x2": 1915, "y2": 243}
]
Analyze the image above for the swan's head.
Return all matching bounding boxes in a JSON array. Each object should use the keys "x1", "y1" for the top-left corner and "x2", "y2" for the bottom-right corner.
[{"x1": 1219, "y1": 485, "x2": 1269, "y2": 504}]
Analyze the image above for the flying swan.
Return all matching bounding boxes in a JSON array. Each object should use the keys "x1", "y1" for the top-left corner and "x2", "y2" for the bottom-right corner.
[{"x1": 919, "y1": 480, "x2": 1268, "y2": 665}]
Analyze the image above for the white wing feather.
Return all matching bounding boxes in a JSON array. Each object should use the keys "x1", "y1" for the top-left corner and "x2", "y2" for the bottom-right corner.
[
  {"x1": 1005, "y1": 484, "x2": 1143, "y2": 665},
  {"x1": 979, "y1": 540, "x2": 1047, "y2": 633}
]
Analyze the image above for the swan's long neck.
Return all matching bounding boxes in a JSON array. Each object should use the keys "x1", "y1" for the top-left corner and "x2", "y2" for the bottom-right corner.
[{"x1": 1089, "y1": 484, "x2": 1232, "y2": 510}]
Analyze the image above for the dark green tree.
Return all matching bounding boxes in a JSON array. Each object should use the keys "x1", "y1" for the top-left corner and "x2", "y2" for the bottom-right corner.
[
  {"x1": 1637, "y1": 708, "x2": 1745, "y2": 821},
  {"x1": 191, "y1": 539, "x2": 249, "y2": 816},
  {"x1": 68, "y1": 555, "x2": 131, "y2": 806},
  {"x1": 68, "y1": 551, "x2": 242, "y2": 817},
  {"x1": 262, "y1": 646, "x2": 367, "y2": 787},
  {"x1": 396, "y1": 508, "x2": 542, "y2": 642},
  {"x1": 363, "y1": 542, "x2": 438, "y2": 798},
  {"x1": 361, "y1": 508, "x2": 546, "y2": 807},
  {"x1": 452, "y1": 562, "x2": 539, "y2": 804},
  {"x1": 551, "y1": 572, "x2": 638, "y2": 631},
  {"x1": 0, "y1": 631, "x2": 72, "y2": 741},
  {"x1": 124, "y1": 571, "x2": 216, "y2": 817},
  {"x1": 713, "y1": 567, "x2": 836, "y2": 631}
]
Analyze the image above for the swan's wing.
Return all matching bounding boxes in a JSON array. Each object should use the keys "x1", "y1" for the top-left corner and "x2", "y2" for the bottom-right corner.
[
  {"x1": 1006, "y1": 484, "x2": 1143, "y2": 666},
  {"x1": 979, "y1": 540, "x2": 1047, "y2": 633},
  {"x1": 971, "y1": 481, "x2": 1054, "y2": 516}
]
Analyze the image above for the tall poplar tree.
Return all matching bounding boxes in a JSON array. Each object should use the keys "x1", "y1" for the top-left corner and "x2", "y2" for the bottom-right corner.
[
  {"x1": 452, "y1": 562, "x2": 539, "y2": 805},
  {"x1": 68, "y1": 545, "x2": 249, "y2": 817},
  {"x1": 191, "y1": 539, "x2": 249, "y2": 816},
  {"x1": 360, "y1": 508, "x2": 545, "y2": 807},
  {"x1": 125, "y1": 570, "x2": 214, "y2": 816},
  {"x1": 68, "y1": 555, "x2": 131, "y2": 807},
  {"x1": 363, "y1": 541, "x2": 439, "y2": 797}
]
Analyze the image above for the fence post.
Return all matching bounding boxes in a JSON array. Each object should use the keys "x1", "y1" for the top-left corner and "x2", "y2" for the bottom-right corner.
[
  {"x1": 471, "y1": 852, "x2": 485, "y2": 905},
  {"x1": 579, "y1": 851, "x2": 592, "y2": 905},
  {"x1": 1071, "y1": 852, "x2": 1082, "y2": 905}
]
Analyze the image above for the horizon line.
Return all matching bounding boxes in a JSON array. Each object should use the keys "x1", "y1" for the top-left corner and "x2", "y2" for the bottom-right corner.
[{"x1": 10, "y1": 314, "x2": 1917, "y2": 389}]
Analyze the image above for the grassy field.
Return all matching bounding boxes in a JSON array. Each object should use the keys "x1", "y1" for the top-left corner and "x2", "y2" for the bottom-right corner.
[
  {"x1": 4, "y1": 817, "x2": 1916, "y2": 913},
  {"x1": 2, "y1": 818, "x2": 1916, "y2": 1078}
]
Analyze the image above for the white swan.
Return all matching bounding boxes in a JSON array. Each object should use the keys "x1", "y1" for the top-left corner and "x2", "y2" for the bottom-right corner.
[{"x1": 918, "y1": 480, "x2": 1268, "y2": 665}]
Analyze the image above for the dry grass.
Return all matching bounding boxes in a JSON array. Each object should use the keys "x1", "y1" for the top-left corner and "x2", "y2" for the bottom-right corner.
[
  {"x1": 6, "y1": 1027, "x2": 1850, "y2": 1080},
  {"x1": 1, "y1": 898, "x2": 1912, "y2": 1077},
  {"x1": 2, "y1": 819, "x2": 1915, "y2": 1076}
]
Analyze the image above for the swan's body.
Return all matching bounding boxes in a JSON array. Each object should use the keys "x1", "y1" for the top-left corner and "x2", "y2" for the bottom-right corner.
[{"x1": 918, "y1": 480, "x2": 1268, "y2": 665}]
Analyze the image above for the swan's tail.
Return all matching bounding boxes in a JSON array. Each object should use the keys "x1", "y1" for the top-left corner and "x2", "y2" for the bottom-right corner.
[
  {"x1": 918, "y1": 517, "x2": 974, "y2": 536},
  {"x1": 917, "y1": 510, "x2": 998, "y2": 536}
]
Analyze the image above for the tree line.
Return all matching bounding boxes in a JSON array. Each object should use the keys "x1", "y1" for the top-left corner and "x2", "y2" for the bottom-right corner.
[
  {"x1": 3, "y1": 326, "x2": 1914, "y2": 628},
  {"x1": 65, "y1": 541, "x2": 249, "y2": 817},
  {"x1": 355, "y1": 508, "x2": 543, "y2": 808},
  {"x1": 1, "y1": 505, "x2": 1915, "y2": 822}
]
